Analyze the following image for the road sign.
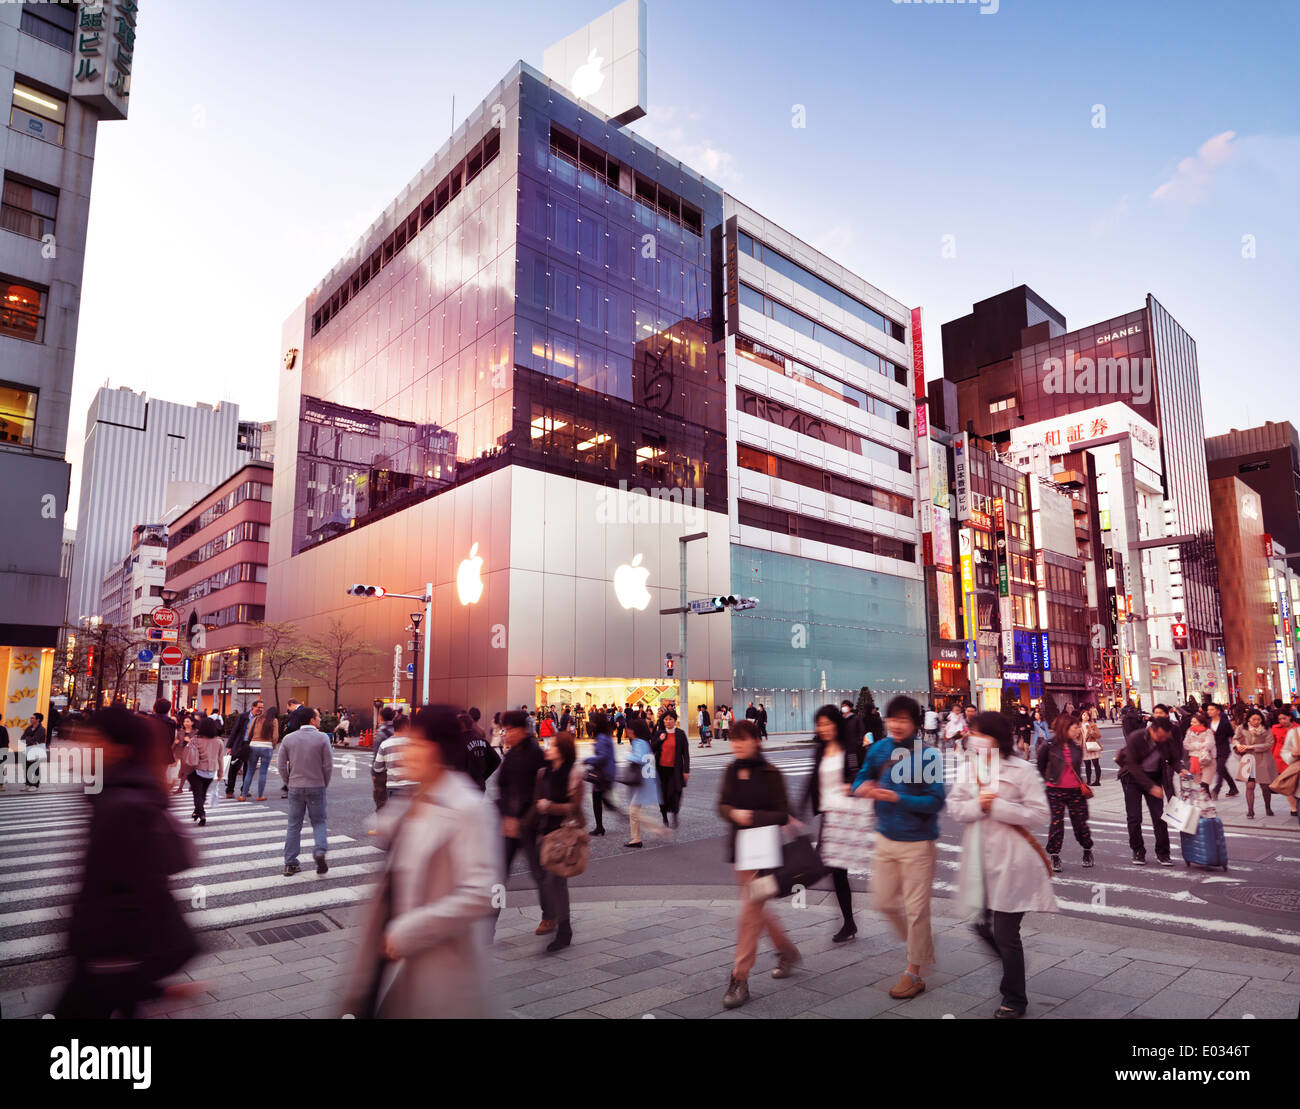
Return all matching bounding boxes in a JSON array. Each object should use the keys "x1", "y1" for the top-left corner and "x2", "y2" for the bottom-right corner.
[
  {"x1": 146, "y1": 627, "x2": 179, "y2": 642},
  {"x1": 406, "y1": 663, "x2": 415, "y2": 676},
  {"x1": 161, "y1": 665, "x2": 182, "y2": 682},
  {"x1": 151, "y1": 606, "x2": 178, "y2": 628},
  {"x1": 137, "y1": 649, "x2": 154, "y2": 664},
  {"x1": 160, "y1": 645, "x2": 182, "y2": 666}
]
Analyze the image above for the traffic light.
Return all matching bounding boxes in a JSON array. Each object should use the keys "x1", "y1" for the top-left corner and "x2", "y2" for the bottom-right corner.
[
  {"x1": 664, "y1": 653, "x2": 675, "y2": 679},
  {"x1": 1171, "y1": 622, "x2": 1190, "y2": 651},
  {"x1": 346, "y1": 584, "x2": 388, "y2": 597},
  {"x1": 710, "y1": 595, "x2": 737, "y2": 611}
]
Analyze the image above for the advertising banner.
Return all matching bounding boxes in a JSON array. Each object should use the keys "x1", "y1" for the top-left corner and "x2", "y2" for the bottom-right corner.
[
  {"x1": 932, "y1": 504, "x2": 953, "y2": 570},
  {"x1": 953, "y1": 433, "x2": 971, "y2": 521},
  {"x1": 936, "y1": 569, "x2": 957, "y2": 639}
]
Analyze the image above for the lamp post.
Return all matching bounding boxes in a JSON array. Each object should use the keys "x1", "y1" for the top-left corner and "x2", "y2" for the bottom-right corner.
[
  {"x1": 156, "y1": 586, "x2": 180, "y2": 704},
  {"x1": 409, "y1": 611, "x2": 424, "y2": 708}
]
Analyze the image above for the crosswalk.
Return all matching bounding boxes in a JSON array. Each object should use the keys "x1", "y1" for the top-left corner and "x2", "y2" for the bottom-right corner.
[{"x1": 0, "y1": 785, "x2": 384, "y2": 966}]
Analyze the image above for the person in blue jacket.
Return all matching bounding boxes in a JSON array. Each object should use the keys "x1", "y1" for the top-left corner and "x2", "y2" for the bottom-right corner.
[
  {"x1": 584, "y1": 711, "x2": 619, "y2": 836},
  {"x1": 852, "y1": 694, "x2": 945, "y2": 1002},
  {"x1": 623, "y1": 717, "x2": 663, "y2": 847}
]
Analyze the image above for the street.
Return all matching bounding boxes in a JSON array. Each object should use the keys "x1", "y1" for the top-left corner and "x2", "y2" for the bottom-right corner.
[{"x1": 0, "y1": 723, "x2": 1296, "y2": 1020}]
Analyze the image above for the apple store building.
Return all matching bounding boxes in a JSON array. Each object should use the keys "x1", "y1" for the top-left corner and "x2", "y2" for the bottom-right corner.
[{"x1": 268, "y1": 61, "x2": 928, "y2": 733}]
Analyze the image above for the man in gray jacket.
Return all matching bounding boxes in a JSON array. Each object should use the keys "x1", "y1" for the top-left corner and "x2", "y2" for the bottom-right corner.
[{"x1": 278, "y1": 708, "x2": 333, "y2": 877}]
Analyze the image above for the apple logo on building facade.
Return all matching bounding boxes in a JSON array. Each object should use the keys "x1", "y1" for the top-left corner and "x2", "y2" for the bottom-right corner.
[
  {"x1": 613, "y1": 553, "x2": 651, "y2": 611},
  {"x1": 457, "y1": 543, "x2": 484, "y2": 605},
  {"x1": 571, "y1": 48, "x2": 605, "y2": 100}
]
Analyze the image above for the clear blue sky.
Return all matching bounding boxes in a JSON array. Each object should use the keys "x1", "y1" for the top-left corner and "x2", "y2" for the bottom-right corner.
[{"x1": 67, "y1": 0, "x2": 1300, "y2": 522}]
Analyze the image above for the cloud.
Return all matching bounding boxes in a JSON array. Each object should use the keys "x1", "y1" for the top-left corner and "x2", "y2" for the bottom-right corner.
[
  {"x1": 633, "y1": 105, "x2": 742, "y2": 186},
  {"x1": 1151, "y1": 131, "x2": 1238, "y2": 205}
]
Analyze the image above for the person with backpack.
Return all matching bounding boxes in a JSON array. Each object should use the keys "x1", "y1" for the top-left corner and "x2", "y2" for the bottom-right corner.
[
  {"x1": 184, "y1": 717, "x2": 225, "y2": 826},
  {"x1": 371, "y1": 706, "x2": 398, "y2": 818}
]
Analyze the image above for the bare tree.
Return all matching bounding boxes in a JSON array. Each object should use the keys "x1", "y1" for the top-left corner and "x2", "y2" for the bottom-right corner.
[
  {"x1": 305, "y1": 617, "x2": 382, "y2": 714},
  {"x1": 253, "y1": 621, "x2": 323, "y2": 713},
  {"x1": 59, "y1": 619, "x2": 135, "y2": 708}
]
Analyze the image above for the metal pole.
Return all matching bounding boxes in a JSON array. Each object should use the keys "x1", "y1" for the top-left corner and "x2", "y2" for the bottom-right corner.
[
  {"x1": 679, "y1": 539, "x2": 688, "y2": 731},
  {"x1": 412, "y1": 628, "x2": 421, "y2": 708},
  {"x1": 423, "y1": 583, "x2": 432, "y2": 709}
]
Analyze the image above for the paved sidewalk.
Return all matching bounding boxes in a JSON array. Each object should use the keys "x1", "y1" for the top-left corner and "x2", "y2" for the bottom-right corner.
[{"x1": 4, "y1": 886, "x2": 1295, "y2": 1020}]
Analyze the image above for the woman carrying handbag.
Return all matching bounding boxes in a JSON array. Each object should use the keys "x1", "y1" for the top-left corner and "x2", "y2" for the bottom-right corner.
[
  {"x1": 950, "y1": 711, "x2": 1057, "y2": 1019},
  {"x1": 1037, "y1": 714, "x2": 1095, "y2": 873},
  {"x1": 532, "y1": 730, "x2": 587, "y2": 953},
  {"x1": 1080, "y1": 708, "x2": 1104, "y2": 786},
  {"x1": 801, "y1": 704, "x2": 863, "y2": 943},
  {"x1": 1233, "y1": 709, "x2": 1277, "y2": 818}
]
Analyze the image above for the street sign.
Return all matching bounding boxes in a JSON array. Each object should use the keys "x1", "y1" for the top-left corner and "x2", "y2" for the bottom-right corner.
[
  {"x1": 406, "y1": 663, "x2": 415, "y2": 676},
  {"x1": 146, "y1": 628, "x2": 179, "y2": 642},
  {"x1": 161, "y1": 665, "x2": 182, "y2": 682},
  {"x1": 160, "y1": 645, "x2": 183, "y2": 666},
  {"x1": 151, "y1": 606, "x2": 178, "y2": 628},
  {"x1": 137, "y1": 649, "x2": 154, "y2": 664}
]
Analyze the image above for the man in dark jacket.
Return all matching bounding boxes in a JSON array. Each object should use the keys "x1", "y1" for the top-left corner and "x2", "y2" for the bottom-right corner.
[
  {"x1": 20, "y1": 713, "x2": 46, "y2": 790},
  {"x1": 1151, "y1": 704, "x2": 1184, "y2": 745},
  {"x1": 1117, "y1": 716, "x2": 1183, "y2": 866},
  {"x1": 1207, "y1": 702, "x2": 1239, "y2": 798},
  {"x1": 840, "y1": 700, "x2": 866, "y2": 748},
  {"x1": 462, "y1": 707, "x2": 501, "y2": 791},
  {"x1": 496, "y1": 710, "x2": 550, "y2": 934},
  {"x1": 224, "y1": 699, "x2": 263, "y2": 797}
]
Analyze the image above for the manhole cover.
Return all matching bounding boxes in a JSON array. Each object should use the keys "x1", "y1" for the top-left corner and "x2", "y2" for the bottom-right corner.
[
  {"x1": 1222, "y1": 886, "x2": 1300, "y2": 913},
  {"x1": 248, "y1": 918, "x2": 330, "y2": 945}
]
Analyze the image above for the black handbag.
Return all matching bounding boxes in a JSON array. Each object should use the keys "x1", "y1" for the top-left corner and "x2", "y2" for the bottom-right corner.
[
  {"x1": 617, "y1": 760, "x2": 643, "y2": 789},
  {"x1": 767, "y1": 834, "x2": 829, "y2": 898}
]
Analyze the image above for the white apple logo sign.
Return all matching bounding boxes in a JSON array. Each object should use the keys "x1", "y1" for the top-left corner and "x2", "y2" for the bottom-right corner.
[
  {"x1": 457, "y1": 543, "x2": 484, "y2": 606},
  {"x1": 571, "y1": 48, "x2": 605, "y2": 100},
  {"x1": 613, "y1": 553, "x2": 651, "y2": 611}
]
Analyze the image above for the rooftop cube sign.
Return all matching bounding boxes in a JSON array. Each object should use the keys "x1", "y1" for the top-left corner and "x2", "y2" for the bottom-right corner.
[
  {"x1": 71, "y1": 1, "x2": 138, "y2": 122},
  {"x1": 543, "y1": 0, "x2": 647, "y2": 125}
]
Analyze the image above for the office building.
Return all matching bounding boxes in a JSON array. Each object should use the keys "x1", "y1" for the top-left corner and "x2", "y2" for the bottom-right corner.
[
  {"x1": 943, "y1": 286, "x2": 1226, "y2": 707},
  {"x1": 268, "y1": 13, "x2": 927, "y2": 728},
  {"x1": 67, "y1": 385, "x2": 251, "y2": 624},
  {"x1": 1, "y1": 1, "x2": 139, "y2": 740},
  {"x1": 166, "y1": 459, "x2": 272, "y2": 714},
  {"x1": 1206, "y1": 420, "x2": 1300, "y2": 556}
]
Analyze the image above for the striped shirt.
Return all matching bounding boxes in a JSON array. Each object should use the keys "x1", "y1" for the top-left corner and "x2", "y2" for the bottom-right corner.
[{"x1": 372, "y1": 734, "x2": 413, "y2": 789}]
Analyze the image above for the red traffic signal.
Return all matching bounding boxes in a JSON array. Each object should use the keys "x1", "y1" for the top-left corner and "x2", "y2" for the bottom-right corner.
[
  {"x1": 1171, "y1": 622, "x2": 1189, "y2": 651},
  {"x1": 347, "y1": 584, "x2": 387, "y2": 597}
]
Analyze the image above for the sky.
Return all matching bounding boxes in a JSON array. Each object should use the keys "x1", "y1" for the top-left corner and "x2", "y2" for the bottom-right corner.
[{"x1": 65, "y1": 0, "x2": 1300, "y2": 525}]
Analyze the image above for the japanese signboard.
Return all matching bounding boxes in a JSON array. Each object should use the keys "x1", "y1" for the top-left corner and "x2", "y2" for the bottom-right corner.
[
  {"x1": 953, "y1": 433, "x2": 971, "y2": 521},
  {"x1": 71, "y1": 1, "x2": 137, "y2": 122},
  {"x1": 1008, "y1": 402, "x2": 1161, "y2": 474},
  {"x1": 930, "y1": 441, "x2": 949, "y2": 509},
  {"x1": 1000, "y1": 595, "x2": 1014, "y2": 660},
  {"x1": 936, "y1": 570, "x2": 957, "y2": 640},
  {"x1": 932, "y1": 504, "x2": 953, "y2": 570},
  {"x1": 911, "y1": 307, "x2": 926, "y2": 401}
]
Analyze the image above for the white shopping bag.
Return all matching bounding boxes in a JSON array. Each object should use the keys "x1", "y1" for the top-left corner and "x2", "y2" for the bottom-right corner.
[
  {"x1": 735, "y1": 824, "x2": 781, "y2": 870},
  {"x1": 1162, "y1": 794, "x2": 1198, "y2": 835}
]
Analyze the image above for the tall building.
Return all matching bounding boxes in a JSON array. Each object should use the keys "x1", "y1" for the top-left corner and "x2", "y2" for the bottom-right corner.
[
  {"x1": 942, "y1": 285, "x2": 1226, "y2": 707},
  {"x1": 1206, "y1": 420, "x2": 1300, "y2": 556},
  {"x1": 268, "y1": 20, "x2": 927, "y2": 728},
  {"x1": 166, "y1": 459, "x2": 272, "y2": 715},
  {"x1": 1, "y1": 1, "x2": 139, "y2": 740},
  {"x1": 67, "y1": 386, "x2": 248, "y2": 624}
]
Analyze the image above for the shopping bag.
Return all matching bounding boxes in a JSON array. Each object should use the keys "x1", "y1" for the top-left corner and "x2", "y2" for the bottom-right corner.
[
  {"x1": 818, "y1": 800, "x2": 875, "y2": 871},
  {"x1": 749, "y1": 833, "x2": 828, "y2": 901},
  {"x1": 1269, "y1": 761, "x2": 1300, "y2": 797},
  {"x1": 1162, "y1": 794, "x2": 1198, "y2": 835},
  {"x1": 1234, "y1": 754, "x2": 1255, "y2": 782},
  {"x1": 735, "y1": 824, "x2": 782, "y2": 870}
]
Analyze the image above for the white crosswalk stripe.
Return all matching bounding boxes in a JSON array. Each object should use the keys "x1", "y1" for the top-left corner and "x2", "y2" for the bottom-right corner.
[{"x1": 0, "y1": 789, "x2": 383, "y2": 966}]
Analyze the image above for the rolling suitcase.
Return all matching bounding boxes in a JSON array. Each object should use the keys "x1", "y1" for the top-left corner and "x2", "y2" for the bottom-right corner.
[{"x1": 1177, "y1": 773, "x2": 1227, "y2": 870}]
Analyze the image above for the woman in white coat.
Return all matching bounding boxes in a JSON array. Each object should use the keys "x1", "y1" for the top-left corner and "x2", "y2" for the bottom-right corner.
[
  {"x1": 342, "y1": 705, "x2": 501, "y2": 1018},
  {"x1": 949, "y1": 711, "x2": 1057, "y2": 1019}
]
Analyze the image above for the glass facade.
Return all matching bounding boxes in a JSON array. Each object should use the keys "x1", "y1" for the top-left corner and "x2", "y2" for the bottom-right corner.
[
  {"x1": 729, "y1": 545, "x2": 928, "y2": 733},
  {"x1": 292, "y1": 69, "x2": 727, "y2": 555}
]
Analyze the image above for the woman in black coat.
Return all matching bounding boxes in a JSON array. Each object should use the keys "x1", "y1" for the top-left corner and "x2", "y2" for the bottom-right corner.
[
  {"x1": 803, "y1": 704, "x2": 863, "y2": 943},
  {"x1": 55, "y1": 706, "x2": 201, "y2": 1018}
]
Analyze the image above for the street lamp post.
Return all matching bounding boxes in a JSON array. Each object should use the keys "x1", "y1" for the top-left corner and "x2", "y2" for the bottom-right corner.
[{"x1": 409, "y1": 610, "x2": 424, "y2": 708}]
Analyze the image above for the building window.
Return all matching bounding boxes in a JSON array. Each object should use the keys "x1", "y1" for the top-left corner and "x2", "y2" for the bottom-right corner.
[
  {"x1": 10, "y1": 80, "x2": 67, "y2": 146},
  {"x1": 19, "y1": 3, "x2": 77, "y2": 51},
  {"x1": 988, "y1": 395, "x2": 1017, "y2": 414},
  {"x1": 1, "y1": 175, "x2": 58, "y2": 240},
  {"x1": 0, "y1": 382, "x2": 37, "y2": 446},
  {"x1": 0, "y1": 277, "x2": 47, "y2": 343}
]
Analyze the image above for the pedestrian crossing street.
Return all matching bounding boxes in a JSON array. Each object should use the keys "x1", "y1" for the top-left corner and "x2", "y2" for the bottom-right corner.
[{"x1": 0, "y1": 785, "x2": 385, "y2": 967}]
